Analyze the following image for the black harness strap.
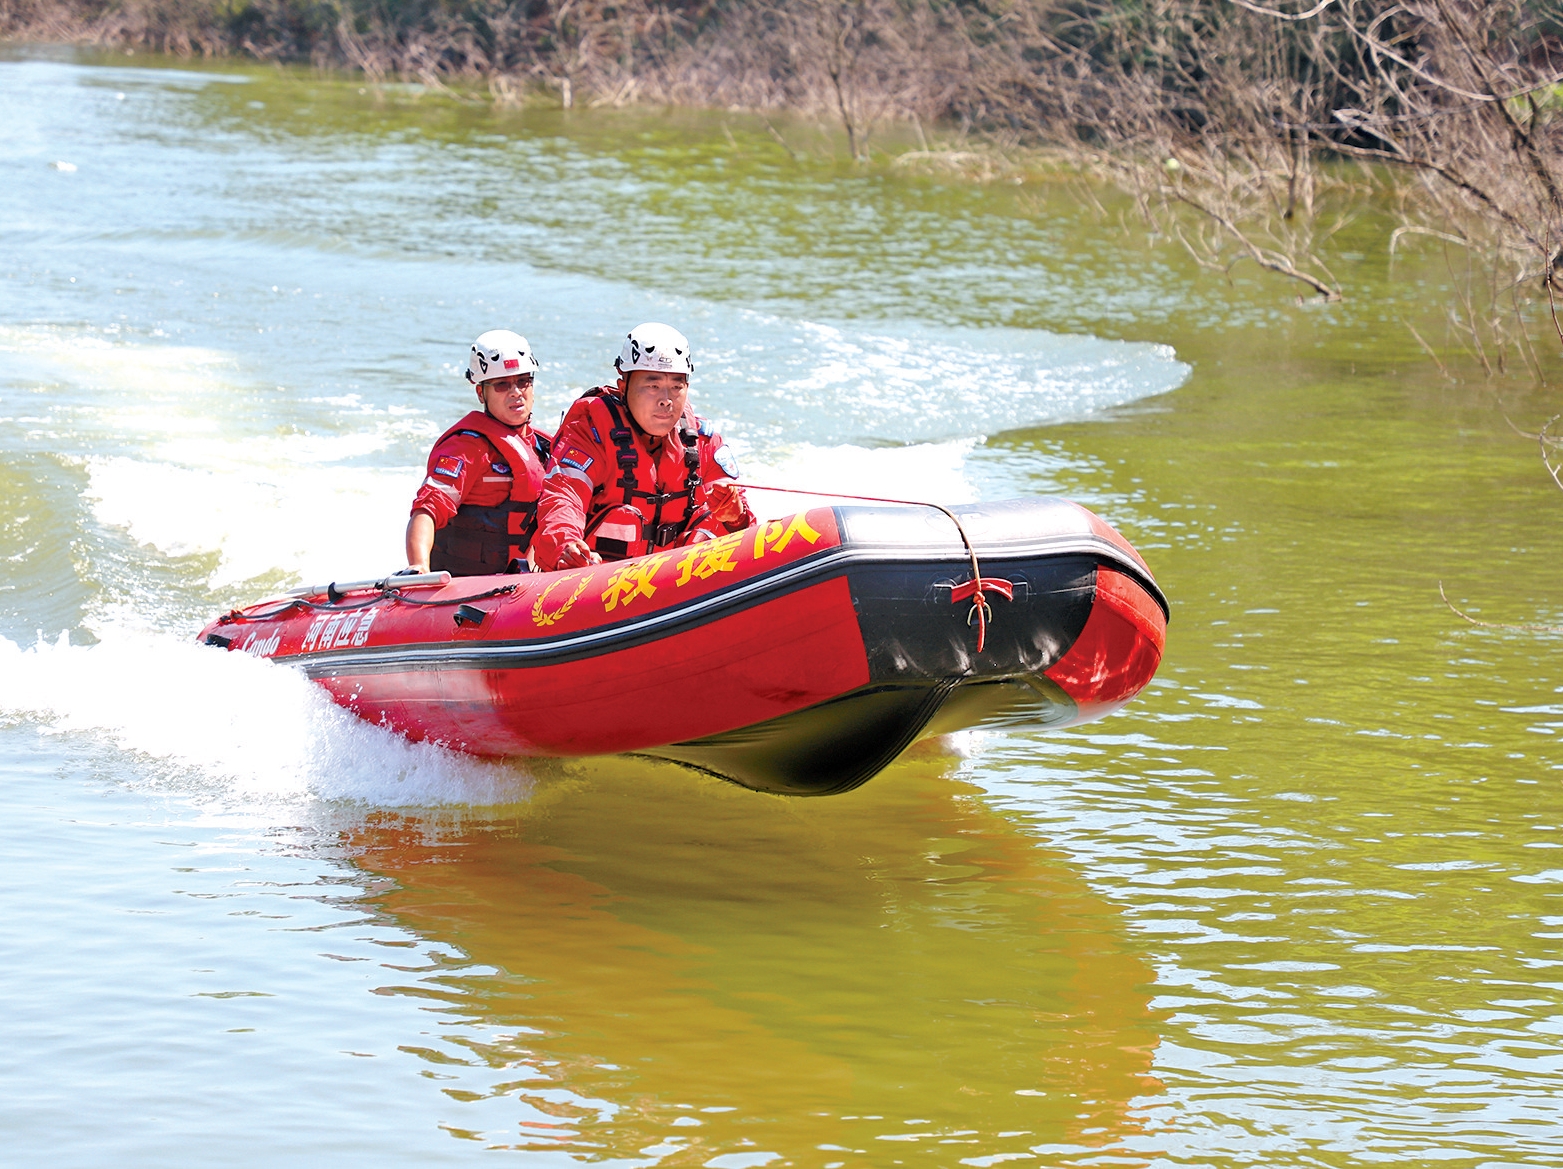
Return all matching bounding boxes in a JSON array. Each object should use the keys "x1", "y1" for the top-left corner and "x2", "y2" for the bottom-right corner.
[
  {"x1": 660, "y1": 418, "x2": 706, "y2": 546},
  {"x1": 598, "y1": 394, "x2": 642, "y2": 500}
]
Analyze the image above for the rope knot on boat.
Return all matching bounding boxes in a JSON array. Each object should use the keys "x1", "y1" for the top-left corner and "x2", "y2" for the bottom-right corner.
[{"x1": 949, "y1": 576, "x2": 1014, "y2": 653}]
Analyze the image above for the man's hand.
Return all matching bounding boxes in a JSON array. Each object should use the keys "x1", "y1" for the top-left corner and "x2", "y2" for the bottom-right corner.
[
  {"x1": 532, "y1": 531, "x2": 601, "y2": 571},
  {"x1": 555, "y1": 539, "x2": 602, "y2": 569},
  {"x1": 706, "y1": 480, "x2": 751, "y2": 527}
]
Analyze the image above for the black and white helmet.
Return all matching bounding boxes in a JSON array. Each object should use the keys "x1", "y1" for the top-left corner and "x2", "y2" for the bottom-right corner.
[
  {"x1": 614, "y1": 322, "x2": 694, "y2": 376},
  {"x1": 466, "y1": 329, "x2": 540, "y2": 384}
]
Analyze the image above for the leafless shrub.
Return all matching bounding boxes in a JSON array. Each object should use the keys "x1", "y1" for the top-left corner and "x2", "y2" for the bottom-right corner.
[
  {"x1": 669, "y1": 0, "x2": 969, "y2": 159},
  {"x1": 939, "y1": 2, "x2": 1369, "y2": 299},
  {"x1": 932, "y1": 0, "x2": 1563, "y2": 334},
  {"x1": 2, "y1": 0, "x2": 232, "y2": 55},
  {"x1": 1329, "y1": 2, "x2": 1563, "y2": 277}
]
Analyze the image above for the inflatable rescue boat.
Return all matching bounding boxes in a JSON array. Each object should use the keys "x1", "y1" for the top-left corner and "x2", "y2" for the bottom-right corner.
[{"x1": 198, "y1": 498, "x2": 1168, "y2": 795}]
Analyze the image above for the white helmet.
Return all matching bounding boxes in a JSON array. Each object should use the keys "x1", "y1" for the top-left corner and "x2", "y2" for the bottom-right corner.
[
  {"x1": 466, "y1": 329, "x2": 539, "y2": 384},
  {"x1": 615, "y1": 322, "x2": 694, "y2": 376}
]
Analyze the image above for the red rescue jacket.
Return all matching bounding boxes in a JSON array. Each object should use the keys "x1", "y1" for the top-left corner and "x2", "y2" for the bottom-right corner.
[
  {"x1": 412, "y1": 410, "x2": 553, "y2": 576},
  {"x1": 535, "y1": 388, "x2": 746, "y2": 566}
]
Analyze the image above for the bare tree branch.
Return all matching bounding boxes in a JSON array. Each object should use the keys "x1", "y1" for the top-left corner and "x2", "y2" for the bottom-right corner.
[
  {"x1": 1227, "y1": 0, "x2": 1339, "y2": 21},
  {"x1": 1441, "y1": 582, "x2": 1563, "y2": 634}
]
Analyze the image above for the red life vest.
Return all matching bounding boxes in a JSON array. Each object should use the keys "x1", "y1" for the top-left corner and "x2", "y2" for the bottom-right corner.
[
  {"x1": 430, "y1": 411, "x2": 552, "y2": 576},
  {"x1": 577, "y1": 390, "x2": 713, "y2": 561}
]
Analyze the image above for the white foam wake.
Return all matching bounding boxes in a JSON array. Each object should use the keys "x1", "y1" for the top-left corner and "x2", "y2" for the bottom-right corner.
[
  {"x1": 85, "y1": 452, "x2": 413, "y2": 588},
  {"x1": 701, "y1": 314, "x2": 1189, "y2": 446},
  {"x1": 0, "y1": 628, "x2": 530, "y2": 809}
]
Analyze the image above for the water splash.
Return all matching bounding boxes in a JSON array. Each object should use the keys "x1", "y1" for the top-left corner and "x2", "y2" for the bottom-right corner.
[
  {"x1": 0, "y1": 627, "x2": 530, "y2": 809},
  {"x1": 84, "y1": 452, "x2": 413, "y2": 587},
  {"x1": 704, "y1": 315, "x2": 1188, "y2": 446}
]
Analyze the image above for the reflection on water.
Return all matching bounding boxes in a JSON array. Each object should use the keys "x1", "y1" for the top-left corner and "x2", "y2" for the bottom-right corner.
[{"x1": 341, "y1": 747, "x2": 1159, "y2": 1163}]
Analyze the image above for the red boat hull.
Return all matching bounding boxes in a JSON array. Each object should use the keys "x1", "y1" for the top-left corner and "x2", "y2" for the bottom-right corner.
[{"x1": 199, "y1": 499, "x2": 1168, "y2": 795}]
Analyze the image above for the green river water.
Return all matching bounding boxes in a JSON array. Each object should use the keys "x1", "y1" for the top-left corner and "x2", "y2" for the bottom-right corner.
[{"x1": 3, "y1": 46, "x2": 1563, "y2": 1168}]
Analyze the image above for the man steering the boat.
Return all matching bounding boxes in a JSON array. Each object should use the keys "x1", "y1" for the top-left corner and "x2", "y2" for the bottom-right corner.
[
  {"x1": 532, "y1": 322, "x2": 752, "y2": 570},
  {"x1": 404, "y1": 329, "x2": 554, "y2": 576}
]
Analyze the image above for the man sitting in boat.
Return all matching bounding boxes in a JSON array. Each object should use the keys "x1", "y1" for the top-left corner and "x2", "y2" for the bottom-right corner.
[
  {"x1": 532, "y1": 322, "x2": 751, "y2": 570},
  {"x1": 404, "y1": 329, "x2": 554, "y2": 576}
]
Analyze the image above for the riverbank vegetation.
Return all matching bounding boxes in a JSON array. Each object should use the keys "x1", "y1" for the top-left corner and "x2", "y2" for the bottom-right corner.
[{"x1": 7, "y1": 0, "x2": 1563, "y2": 378}]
